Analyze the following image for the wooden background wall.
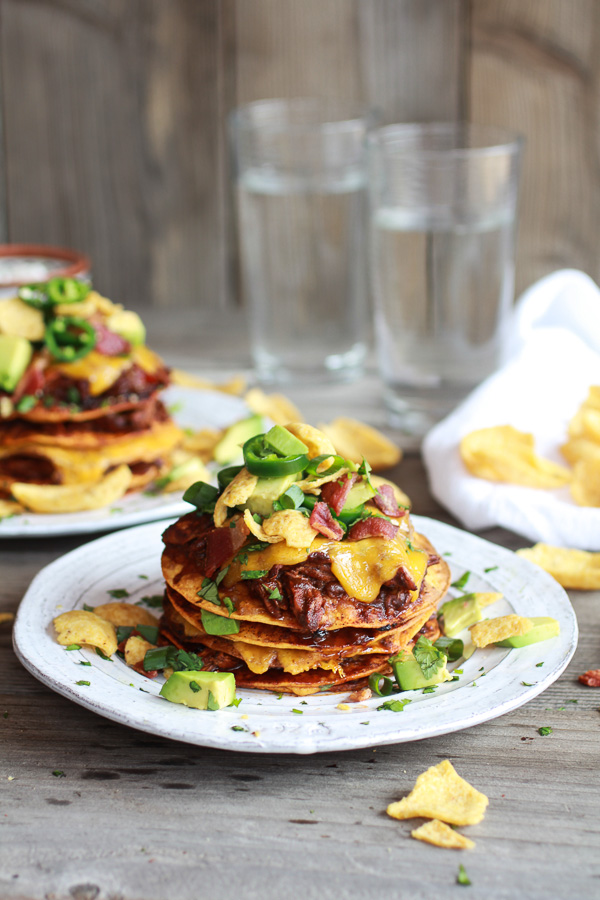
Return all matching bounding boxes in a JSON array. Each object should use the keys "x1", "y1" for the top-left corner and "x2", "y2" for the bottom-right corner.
[{"x1": 0, "y1": 0, "x2": 597, "y2": 311}]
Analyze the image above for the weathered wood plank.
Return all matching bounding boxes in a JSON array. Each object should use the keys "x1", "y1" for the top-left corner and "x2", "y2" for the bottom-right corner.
[
  {"x1": 469, "y1": 0, "x2": 600, "y2": 295},
  {"x1": 0, "y1": 0, "x2": 230, "y2": 310}
]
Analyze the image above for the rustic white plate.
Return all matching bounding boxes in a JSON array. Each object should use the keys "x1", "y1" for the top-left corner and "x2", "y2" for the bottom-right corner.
[
  {"x1": 0, "y1": 387, "x2": 249, "y2": 538},
  {"x1": 13, "y1": 515, "x2": 578, "y2": 754}
]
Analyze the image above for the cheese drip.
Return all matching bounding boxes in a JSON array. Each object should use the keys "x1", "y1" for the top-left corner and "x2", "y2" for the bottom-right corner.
[
  {"x1": 233, "y1": 641, "x2": 344, "y2": 676},
  {"x1": 54, "y1": 345, "x2": 163, "y2": 396},
  {"x1": 232, "y1": 529, "x2": 428, "y2": 604}
]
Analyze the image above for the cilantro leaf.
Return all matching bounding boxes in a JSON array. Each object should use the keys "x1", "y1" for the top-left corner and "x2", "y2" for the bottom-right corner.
[
  {"x1": 377, "y1": 698, "x2": 411, "y2": 712},
  {"x1": 241, "y1": 570, "x2": 268, "y2": 580},
  {"x1": 451, "y1": 571, "x2": 471, "y2": 591},
  {"x1": 412, "y1": 636, "x2": 446, "y2": 679},
  {"x1": 457, "y1": 864, "x2": 471, "y2": 886},
  {"x1": 538, "y1": 726, "x2": 553, "y2": 736},
  {"x1": 189, "y1": 680, "x2": 201, "y2": 693},
  {"x1": 197, "y1": 577, "x2": 220, "y2": 605},
  {"x1": 136, "y1": 595, "x2": 163, "y2": 608},
  {"x1": 107, "y1": 588, "x2": 129, "y2": 599}
]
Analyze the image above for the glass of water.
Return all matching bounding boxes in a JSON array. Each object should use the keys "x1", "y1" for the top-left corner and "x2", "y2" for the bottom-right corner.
[
  {"x1": 231, "y1": 99, "x2": 373, "y2": 384},
  {"x1": 367, "y1": 123, "x2": 523, "y2": 438}
]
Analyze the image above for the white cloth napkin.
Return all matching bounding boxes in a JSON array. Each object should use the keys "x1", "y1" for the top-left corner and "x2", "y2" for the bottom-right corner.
[{"x1": 422, "y1": 269, "x2": 600, "y2": 549}]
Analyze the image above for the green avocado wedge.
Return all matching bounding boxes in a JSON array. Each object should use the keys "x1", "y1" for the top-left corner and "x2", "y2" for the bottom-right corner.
[
  {"x1": 391, "y1": 650, "x2": 451, "y2": 691},
  {"x1": 495, "y1": 616, "x2": 560, "y2": 648},
  {"x1": 213, "y1": 415, "x2": 264, "y2": 465},
  {"x1": 0, "y1": 334, "x2": 32, "y2": 392},
  {"x1": 160, "y1": 671, "x2": 237, "y2": 710},
  {"x1": 440, "y1": 595, "x2": 482, "y2": 637}
]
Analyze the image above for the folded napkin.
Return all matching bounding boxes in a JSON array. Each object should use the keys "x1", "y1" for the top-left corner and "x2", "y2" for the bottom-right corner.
[{"x1": 422, "y1": 270, "x2": 600, "y2": 549}]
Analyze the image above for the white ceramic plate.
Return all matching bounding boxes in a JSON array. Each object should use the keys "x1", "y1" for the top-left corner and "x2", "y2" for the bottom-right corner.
[
  {"x1": 13, "y1": 515, "x2": 578, "y2": 754},
  {"x1": 0, "y1": 387, "x2": 249, "y2": 538}
]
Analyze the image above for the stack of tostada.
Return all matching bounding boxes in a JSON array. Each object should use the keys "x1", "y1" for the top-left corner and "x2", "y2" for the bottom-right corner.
[
  {"x1": 160, "y1": 422, "x2": 450, "y2": 695},
  {"x1": 0, "y1": 277, "x2": 182, "y2": 503}
]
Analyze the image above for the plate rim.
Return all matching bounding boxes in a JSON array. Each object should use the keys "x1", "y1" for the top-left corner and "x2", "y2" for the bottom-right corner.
[{"x1": 13, "y1": 515, "x2": 578, "y2": 754}]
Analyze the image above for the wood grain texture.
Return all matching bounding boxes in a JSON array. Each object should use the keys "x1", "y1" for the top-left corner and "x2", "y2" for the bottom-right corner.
[
  {"x1": 0, "y1": 0, "x2": 231, "y2": 311},
  {"x1": 468, "y1": 0, "x2": 600, "y2": 295},
  {"x1": 0, "y1": 368, "x2": 598, "y2": 899}
]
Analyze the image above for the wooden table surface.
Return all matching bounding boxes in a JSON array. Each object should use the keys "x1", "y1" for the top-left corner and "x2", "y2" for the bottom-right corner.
[{"x1": 1, "y1": 362, "x2": 599, "y2": 900}]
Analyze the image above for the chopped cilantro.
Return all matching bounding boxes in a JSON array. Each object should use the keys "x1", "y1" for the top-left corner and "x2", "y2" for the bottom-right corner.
[
  {"x1": 236, "y1": 552, "x2": 249, "y2": 565},
  {"x1": 484, "y1": 565, "x2": 498, "y2": 573},
  {"x1": 377, "y1": 698, "x2": 411, "y2": 713},
  {"x1": 222, "y1": 597, "x2": 235, "y2": 615},
  {"x1": 457, "y1": 864, "x2": 471, "y2": 886},
  {"x1": 215, "y1": 566, "x2": 229, "y2": 586},
  {"x1": 75, "y1": 680, "x2": 90, "y2": 686},
  {"x1": 83, "y1": 603, "x2": 94, "y2": 612},
  {"x1": 451, "y1": 571, "x2": 471, "y2": 591},
  {"x1": 521, "y1": 681, "x2": 536, "y2": 687},
  {"x1": 443, "y1": 551, "x2": 453, "y2": 557},
  {"x1": 197, "y1": 577, "x2": 219, "y2": 605},
  {"x1": 241, "y1": 570, "x2": 269, "y2": 580},
  {"x1": 567, "y1": 699, "x2": 578, "y2": 704},
  {"x1": 231, "y1": 725, "x2": 246, "y2": 732},
  {"x1": 421, "y1": 686, "x2": 437, "y2": 694},
  {"x1": 200, "y1": 609, "x2": 240, "y2": 636},
  {"x1": 52, "y1": 770, "x2": 66, "y2": 778},
  {"x1": 454, "y1": 668, "x2": 464, "y2": 674},
  {"x1": 136, "y1": 595, "x2": 163, "y2": 608},
  {"x1": 268, "y1": 587, "x2": 283, "y2": 601},
  {"x1": 291, "y1": 708, "x2": 303, "y2": 715},
  {"x1": 536, "y1": 662, "x2": 544, "y2": 668},
  {"x1": 107, "y1": 588, "x2": 129, "y2": 599},
  {"x1": 95, "y1": 648, "x2": 112, "y2": 661},
  {"x1": 538, "y1": 726, "x2": 553, "y2": 736},
  {"x1": 138, "y1": 574, "x2": 149, "y2": 580},
  {"x1": 207, "y1": 691, "x2": 220, "y2": 711},
  {"x1": 65, "y1": 644, "x2": 81, "y2": 651},
  {"x1": 412, "y1": 636, "x2": 446, "y2": 680},
  {"x1": 79, "y1": 661, "x2": 91, "y2": 667},
  {"x1": 189, "y1": 680, "x2": 201, "y2": 693},
  {"x1": 16, "y1": 394, "x2": 37, "y2": 413},
  {"x1": 276, "y1": 693, "x2": 284, "y2": 700},
  {"x1": 451, "y1": 675, "x2": 460, "y2": 681},
  {"x1": 360, "y1": 721, "x2": 370, "y2": 725},
  {"x1": 230, "y1": 697, "x2": 242, "y2": 708},
  {"x1": 167, "y1": 401, "x2": 184, "y2": 415}
]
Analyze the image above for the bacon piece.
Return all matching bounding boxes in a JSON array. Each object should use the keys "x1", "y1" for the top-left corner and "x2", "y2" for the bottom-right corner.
[
  {"x1": 94, "y1": 323, "x2": 131, "y2": 356},
  {"x1": 321, "y1": 473, "x2": 358, "y2": 515},
  {"x1": 309, "y1": 501, "x2": 344, "y2": 540},
  {"x1": 204, "y1": 516, "x2": 249, "y2": 577},
  {"x1": 347, "y1": 517, "x2": 398, "y2": 542},
  {"x1": 372, "y1": 484, "x2": 404, "y2": 517},
  {"x1": 12, "y1": 359, "x2": 46, "y2": 402},
  {"x1": 579, "y1": 668, "x2": 600, "y2": 687}
]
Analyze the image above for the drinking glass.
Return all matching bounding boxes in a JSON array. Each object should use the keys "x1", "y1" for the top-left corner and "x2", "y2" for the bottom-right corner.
[
  {"x1": 231, "y1": 99, "x2": 373, "y2": 384},
  {"x1": 367, "y1": 123, "x2": 523, "y2": 437}
]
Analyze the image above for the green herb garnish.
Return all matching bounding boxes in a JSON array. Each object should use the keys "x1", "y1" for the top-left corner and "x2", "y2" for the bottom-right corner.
[
  {"x1": 65, "y1": 644, "x2": 81, "y2": 651},
  {"x1": 135, "y1": 624, "x2": 159, "y2": 644},
  {"x1": 291, "y1": 708, "x2": 303, "y2": 715},
  {"x1": 182, "y1": 481, "x2": 219, "y2": 515},
  {"x1": 222, "y1": 597, "x2": 235, "y2": 615},
  {"x1": 95, "y1": 648, "x2": 112, "y2": 661},
  {"x1": 451, "y1": 571, "x2": 471, "y2": 591},
  {"x1": 538, "y1": 726, "x2": 553, "y2": 736},
  {"x1": 116, "y1": 625, "x2": 133, "y2": 644},
  {"x1": 79, "y1": 661, "x2": 91, "y2": 667},
  {"x1": 201, "y1": 609, "x2": 240, "y2": 636},
  {"x1": 434, "y1": 636, "x2": 463, "y2": 661},
  {"x1": 75, "y1": 680, "x2": 91, "y2": 686},
  {"x1": 377, "y1": 698, "x2": 412, "y2": 713},
  {"x1": 107, "y1": 588, "x2": 129, "y2": 599},
  {"x1": 484, "y1": 565, "x2": 498, "y2": 573},
  {"x1": 189, "y1": 680, "x2": 201, "y2": 693},
  {"x1": 52, "y1": 770, "x2": 66, "y2": 777},
  {"x1": 412, "y1": 636, "x2": 446, "y2": 679},
  {"x1": 231, "y1": 725, "x2": 246, "y2": 732},
  {"x1": 207, "y1": 691, "x2": 220, "y2": 711},
  {"x1": 16, "y1": 394, "x2": 37, "y2": 413},
  {"x1": 457, "y1": 864, "x2": 471, "y2": 886},
  {"x1": 83, "y1": 604, "x2": 94, "y2": 612},
  {"x1": 241, "y1": 570, "x2": 268, "y2": 580},
  {"x1": 268, "y1": 587, "x2": 283, "y2": 601},
  {"x1": 136, "y1": 595, "x2": 163, "y2": 608},
  {"x1": 536, "y1": 662, "x2": 544, "y2": 668},
  {"x1": 197, "y1": 577, "x2": 219, "y2": 605}
]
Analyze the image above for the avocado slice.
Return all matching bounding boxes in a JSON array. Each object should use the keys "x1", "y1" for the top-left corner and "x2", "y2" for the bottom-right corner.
[
  {"x1": 392, "y1": 650, "x2": 451, "y2": 690},
  {"x1": 440, "y1": 595, "x2": 482, "y2": 637},
  {"x1": 160, "y1": 670, "x2": 236, "y2": 710},
  {"x1": 0, "y1": 334, "x2": 32, "y2": 393},
  {"x1": 263, "y1": 425, "x2": 308, "y2": 457},
  {"x1": 106, "y1": 309, "x2": 146, "y2": 346},
  {"x1": 245, "y1": 472, "x2": 299, "y2": 518},
  {"x1": 213, "y1": 414, "x2": 264, "y2": 465},
  {"x1": 495, "y1": 616, "x2": 560, "y2": 648},
  {"x1": 342, "y1": 480, "x2": 377, "y2": 511}
]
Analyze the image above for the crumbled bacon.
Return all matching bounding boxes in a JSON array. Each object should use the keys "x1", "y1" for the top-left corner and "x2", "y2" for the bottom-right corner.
[
  {"x1": 309, "y1": 501, "x2": 344, "y2": 540},
  {"x1": 204, "y1": 517, "x2": 249, "y2": 577},
  {"x1": 346, "y1": 517, "x2": 398, "y2": 542},
  {"x1": 579, "y1": 669, "x2": 600, "y2": 687},
  {"x1": 94, "y1": 323, "x2": 131, "y2": 356},
  {"x1": 372, "y1": 484, "x2": 404, "y2": 517},
  {"x1": 321, "y1": 473, "x2": 358, "y2": 515}
]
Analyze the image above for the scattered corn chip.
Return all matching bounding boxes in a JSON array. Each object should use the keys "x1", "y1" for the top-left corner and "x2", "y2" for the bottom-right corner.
[
  {"x1": 214, "y1": 467, "x2": 258, "y2": 526},
  {"x1": 568, "y1": 407, "x2": 600, "y2": 443},
  {"x1": 245, "y1": 388, "x2": 302, "y2": 425},
  {"x1": 296, "y1": 468, "x2": 351, "y2": 494},
  {"x1": 53, "y1": 610, "x2": 118, "y2": 657},
  {"x1": 318, "y1": 417, "x2": 401, "y2": 471},
  {"x1": 460, "y1": 426, "x2": 571, "y2": 489},
  {"x1": 469, "y1": 615, "x2": 533, "y2": 648},
  {"x1": 11, "y1": 464, "x2": 132, "y2": 513},
  {"x1": 0, "y1": 612, "x2": 15, "y2": 625},
  {"x1": 411, "y1": 819, "x2": 475, "y2": 850},
  {"x1": 181, "y1": 427, "x2": 222, "y2": 460},
  {"x1": 0, "y1": 499, "x2": 23, "y2": 519},
  {"x1": 560, "y1": 437, "x2": 600, "y2": 467},
  {"x1": 170, "y1": 370, "x2": 246, "y2": 395},
  {"x1": 285, "y1": 423, "x2": 336, "y2": 459},
  {"x1": 92, "y1": 603, "x2": 158, "y2": 628},
  {"x1": 124, "y1": 635, "x2": 155, "y2": 667},
  {"x1": 262, "y1": 509, "x2": 318, "y2": 549},
  {"x1": 517, "y1": 543, "x2": 600, "y2": 589},
  {"x1": 571, "y1": 459, "x2": 600, "y2": 507},
  {"x1": 0, "y1": 297, "x2": 45, "y2": 340},
  {"x1": 387, "y1": 760, "x2": 488, "y2": 826}
]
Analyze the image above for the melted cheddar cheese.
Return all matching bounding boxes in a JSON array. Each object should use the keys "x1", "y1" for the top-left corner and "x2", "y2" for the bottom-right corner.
[
  {"x1": 232, "y1": 528, "x2": 428, "y2": 604},
  {"x1": 232, "y1": 641, "x2": 344, "y2": 676},
  {"x1": 54, "y1": 345, "x2": 163, "y2": 396}
]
